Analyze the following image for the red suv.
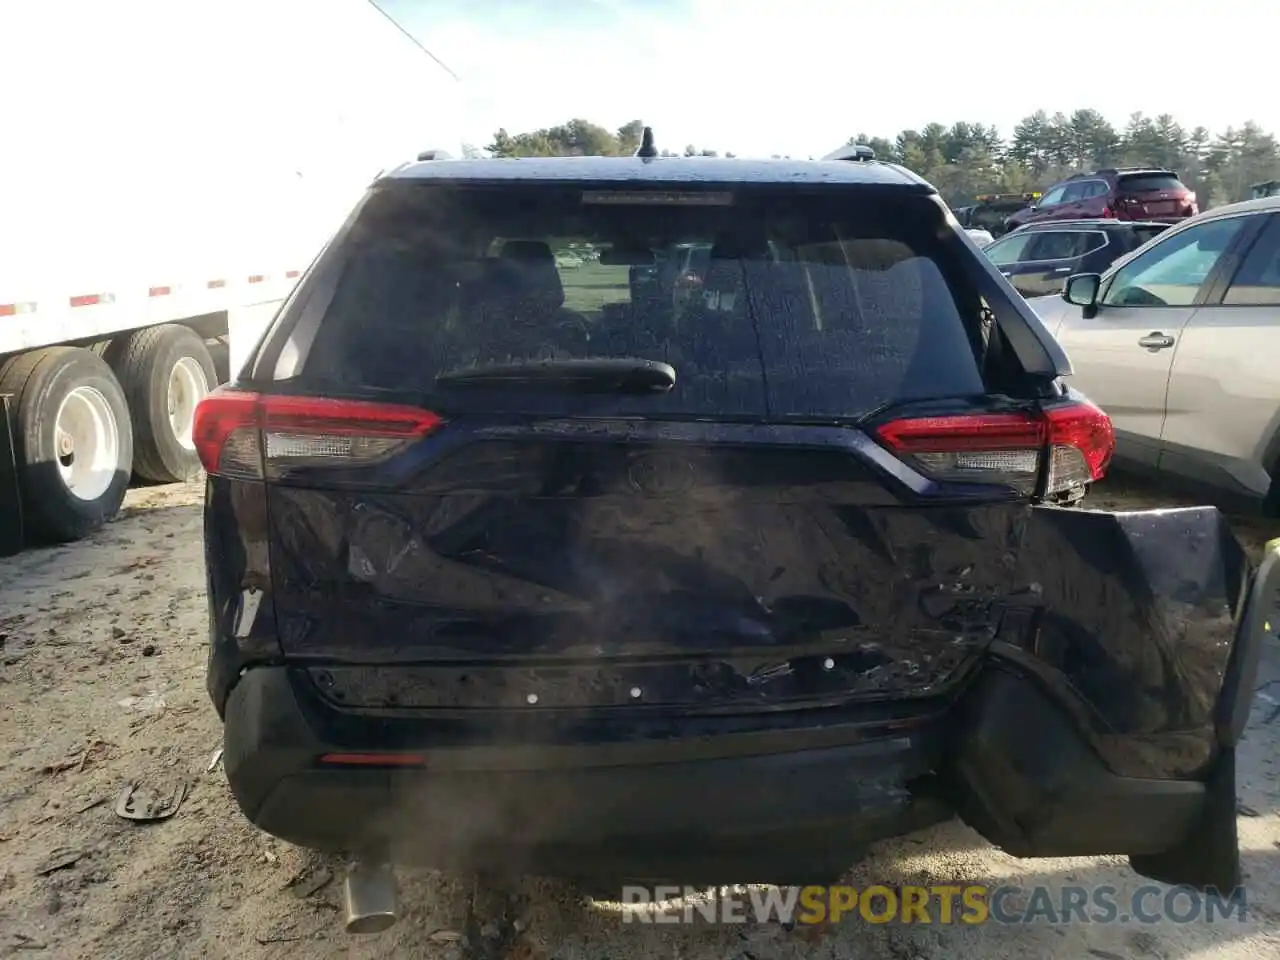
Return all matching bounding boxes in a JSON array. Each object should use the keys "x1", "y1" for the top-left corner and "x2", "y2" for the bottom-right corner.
[{"x1": 1004, "y1": 168, "x2": 1198, "y2": 232}]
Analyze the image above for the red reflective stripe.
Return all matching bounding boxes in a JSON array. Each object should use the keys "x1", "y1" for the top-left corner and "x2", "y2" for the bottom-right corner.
[
  {"x1": 248, "y1": 274, "x2": 266, "y2": 284},
  {"x1": 207, "y1": 279, "x2": 227, "y2": 289},
  {"x1": 0, "y1": 304, "x2": 16, "y2": 317},
  {"x1": 285, "y1": 270, "x2": 300, "y2": 279},
  {"x1": 149, "y1": 286, "x2": 172, "y2": 297},
  {"x1": 70, "y1": 294, "x2": 109, "y2": 307}
]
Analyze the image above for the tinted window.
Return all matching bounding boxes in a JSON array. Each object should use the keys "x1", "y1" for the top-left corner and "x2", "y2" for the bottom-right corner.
[
  {"x1": 1026, "y1": 231, "x2": 1104, "y2": 261},
  {"x1": 983, "y1": 233, "x2": 1034, "y2": 266},
  {"x1": 1102, "y1": 216, "x2": 1250, "y2": 308},
  {"x1": 279, "y1": 184, "x2": 987, "y2": 419},
  {"x1": 1223, "y1": 215, "x2": 1280, "y2": 306},
  {"x1": 1117, "y1": 174, "x2": 1186, "y2": 194},
  {"x1": 1129, "y1": 225, "x2": 1170, "y2": 247},
  {"x1": 1085, "y1": 180, "x2": 1110, "y2": 198}
]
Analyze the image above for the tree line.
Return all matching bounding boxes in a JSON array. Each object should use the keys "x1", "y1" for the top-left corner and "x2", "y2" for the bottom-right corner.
[{"x1": 479, "y1": 110, "x2": 1280, "y2": 208}]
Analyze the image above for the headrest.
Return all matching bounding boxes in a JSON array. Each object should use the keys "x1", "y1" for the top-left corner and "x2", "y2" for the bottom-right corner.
[{"x1": 488, "y1": 240, "x2": 564, "y2": 310}]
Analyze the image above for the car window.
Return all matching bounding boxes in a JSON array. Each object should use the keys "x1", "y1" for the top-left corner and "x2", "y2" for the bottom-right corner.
[
  {"x1": 1129, "y1": 225, "x2": 1170, "y2": 248},
  {"x1": 1117, "y1": 173, "x2": 1186, "y2": 194},
  {"x1": 1223, "y1": 215, "x2": 1280, "y2": 306},
  {"x1": 1026, "y1": 231, "x2": 1101, "y2": 261},
  {"x1": 1038, "y1": 186, "x2": 1067, "y2": 207},
  {"x1": 1061, "y1": 183, "x2": 1087, "y2": 203},
  {"x1": 1101, "y1": 216, "x2": 1251, "y2": 308},
  {"x1": 983, "y1": 233, "x2": 1034, "y2": 266},
  {"x1": 1085, "y1": 180, "x2": 1110, "y2": 199},
  {"x1": 280, "y1": 184, "x2": 987, "y2": 420}
]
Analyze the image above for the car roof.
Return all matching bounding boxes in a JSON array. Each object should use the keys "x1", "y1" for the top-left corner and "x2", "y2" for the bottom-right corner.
[
  {"x1": 1045, "y1": 168, "x2": 1181, "y2": 190},
  {"x1": 381, "y1": 155, "x2": 932, "y2": 190},
  {"x1": 1012, "y1": 219, "x2": 1171, "y2": 231}
]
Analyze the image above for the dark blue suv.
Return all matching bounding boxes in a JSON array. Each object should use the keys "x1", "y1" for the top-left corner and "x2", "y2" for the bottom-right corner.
[{"x1": 194, "y1": 147, "x2": 1267, "y2": 932}]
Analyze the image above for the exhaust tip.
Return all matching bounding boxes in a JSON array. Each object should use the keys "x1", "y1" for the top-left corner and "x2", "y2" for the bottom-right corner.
[
  {"x1": 345, "y1": 912, "x2": 398, "y2": 936},
  {"x1": 343, "y1": 860, "x2": 399, "y2": 935}
]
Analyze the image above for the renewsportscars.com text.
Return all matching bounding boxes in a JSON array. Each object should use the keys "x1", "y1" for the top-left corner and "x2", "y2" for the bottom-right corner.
[{"x1": 618, "y1": 884, "x2": 1247, "y2": 926}]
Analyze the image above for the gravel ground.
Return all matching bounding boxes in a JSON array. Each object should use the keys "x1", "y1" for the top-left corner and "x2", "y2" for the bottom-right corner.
[{"x1": 1, "y1": 475, "x2": 1279, "y2": 959}]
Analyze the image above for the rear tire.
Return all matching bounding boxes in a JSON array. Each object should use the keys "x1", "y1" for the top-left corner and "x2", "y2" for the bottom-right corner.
[
  {"x1": 103, "y1": 324, "x2": 216, "y2": 483},
  {"x1": 0, "y1": 347, "x2": 134, "y2": 543}
]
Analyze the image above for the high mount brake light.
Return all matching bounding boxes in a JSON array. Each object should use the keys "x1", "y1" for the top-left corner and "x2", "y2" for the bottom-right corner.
[
  {"x1": 192, "y1": 390, "x2": 444, "y2": 479},
  {"x1": 873, "y1": 401, "x2": 1114, "y2": 496}
]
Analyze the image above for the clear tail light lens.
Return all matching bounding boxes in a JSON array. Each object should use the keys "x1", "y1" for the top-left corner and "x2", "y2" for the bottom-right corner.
[
  {"x1": 193, "y1": 390, "x2": 444, "y2": 479},
  {"x1": 873, "y1": 401, "x2": 1114, "y2": 497}
]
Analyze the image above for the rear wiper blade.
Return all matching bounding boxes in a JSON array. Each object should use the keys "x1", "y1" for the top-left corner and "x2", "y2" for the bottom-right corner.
[{"x1": 436, "y1": 358, "x2": 676, "y2": 394}]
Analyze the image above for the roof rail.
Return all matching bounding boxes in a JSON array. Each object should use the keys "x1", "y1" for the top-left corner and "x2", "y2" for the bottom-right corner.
[
  {"x1": 416, "y1": 149, "x2": 454, "y2": 161},
  {"x1": 1098, "y1": 166, "x2": 1170, "y2": 175},
  {"x1": 822, "y1": 143, "x2": 876, "y2": 162}
]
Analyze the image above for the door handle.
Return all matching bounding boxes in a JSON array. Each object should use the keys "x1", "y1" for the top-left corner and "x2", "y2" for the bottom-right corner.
[
  {"x1": 1137, "y1": 332, "x2": 1175, "y2": 350},
  {"x1": 1051, "y1": 267, "x2": 1072, "y2": 273}
]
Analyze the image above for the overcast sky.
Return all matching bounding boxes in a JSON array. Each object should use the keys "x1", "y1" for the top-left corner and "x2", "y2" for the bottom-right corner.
[{"x1": 380, "y1": 0, "x2": 1273, "y2": 157}]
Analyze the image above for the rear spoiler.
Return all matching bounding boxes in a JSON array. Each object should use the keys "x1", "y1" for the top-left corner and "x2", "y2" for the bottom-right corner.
[{"x1": 822, "y1": 144, "x2": 876, "y2": 162}]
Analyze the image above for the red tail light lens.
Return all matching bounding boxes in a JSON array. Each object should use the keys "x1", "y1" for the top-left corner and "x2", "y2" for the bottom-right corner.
[
  {"x1": 873, "y1": 401, "x2": 1113, "y2": 497},
  {"x1": 1043, "y1": 401, "x2": 1114, "y2": 490},
  {"x1": 193, "y1": 390, "x2": 444, "y2": 479}
]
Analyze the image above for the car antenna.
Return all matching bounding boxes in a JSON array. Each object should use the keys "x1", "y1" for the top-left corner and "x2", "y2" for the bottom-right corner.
[{"x1": 635, "y1": 126, "x2": 659, "y2": 159}]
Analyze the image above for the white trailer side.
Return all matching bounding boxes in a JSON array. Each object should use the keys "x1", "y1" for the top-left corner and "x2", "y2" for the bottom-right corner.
[{"x1": 0, "y1": 0, "x2": 463, "y2": 547}]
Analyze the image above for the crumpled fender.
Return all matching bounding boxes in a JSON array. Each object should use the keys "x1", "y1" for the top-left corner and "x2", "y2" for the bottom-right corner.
[
  {"x1": 1216, "y1": 534, "x2": 1280, "y2": 745},
  {"x1": 991, "y1": 504, "x2": 1257, "y2": 780}
]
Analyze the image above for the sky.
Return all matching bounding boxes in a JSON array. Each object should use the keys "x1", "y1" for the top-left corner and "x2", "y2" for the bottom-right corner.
[{"x1": 380, "y1": 0, "x2": 1274, "y2": 158}]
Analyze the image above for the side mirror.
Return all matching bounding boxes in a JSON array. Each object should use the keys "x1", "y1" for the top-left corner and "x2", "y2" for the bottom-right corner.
[{"x1": 1063, "y1": 273, "x2": 1101, "y2": 308}]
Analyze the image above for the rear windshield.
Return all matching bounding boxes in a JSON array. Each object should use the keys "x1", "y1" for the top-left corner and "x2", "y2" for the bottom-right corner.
[
  {"x1": 277, "y1": 183, "x2": 986, "y2": 419},
  {"x1": 1117, "y1": 173, "x2": 1186, "y2": 194}
]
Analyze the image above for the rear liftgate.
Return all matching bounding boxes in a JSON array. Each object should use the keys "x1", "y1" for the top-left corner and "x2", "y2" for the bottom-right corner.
[{"x1": 197, "y1": 387, "x2": 1270, "y2": 891}]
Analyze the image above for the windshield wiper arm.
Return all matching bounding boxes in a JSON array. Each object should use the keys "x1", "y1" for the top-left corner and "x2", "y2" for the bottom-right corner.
[{"x1": 436, "y1": 358, "x2": 676, "y2": 394}]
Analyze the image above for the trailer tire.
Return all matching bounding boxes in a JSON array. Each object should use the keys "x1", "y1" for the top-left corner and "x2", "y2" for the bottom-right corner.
[
  {"x1": 104, "y1": 325, "x2": 216, "y2": 483},
  {"x1": 0, "y1": 347, "x2": 133, "y2": 543}
]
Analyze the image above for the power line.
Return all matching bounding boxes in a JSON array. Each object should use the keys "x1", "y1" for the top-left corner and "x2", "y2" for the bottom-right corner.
[{"x1": 362, "y1": 0, "x2": 461, "y2": 82}]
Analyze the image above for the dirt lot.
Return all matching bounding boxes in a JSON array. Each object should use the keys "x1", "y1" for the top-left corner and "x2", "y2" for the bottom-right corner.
[{"x1": 2, "y1": 476, "x2": 1280, "y2": 959}]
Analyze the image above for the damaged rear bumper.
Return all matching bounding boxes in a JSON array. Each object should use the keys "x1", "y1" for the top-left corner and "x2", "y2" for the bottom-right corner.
[
  {"x1": 223, "y1": 659, "x2": 1218, "y2": 883},
  {"x1": 217, "y1": 508, "x2": 1277, "y2": 886}
]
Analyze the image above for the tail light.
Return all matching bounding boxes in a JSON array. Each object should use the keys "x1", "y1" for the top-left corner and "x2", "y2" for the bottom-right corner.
[
  {"x1": 192, "y1": 390, "x2": 444, "y2": 479},
  {"x1": 873, "y1": 401, "x2": 1114, "y2": 497},
  {"x1": 1101, "y1": 204, "x2": 1116, "y2": 218}
]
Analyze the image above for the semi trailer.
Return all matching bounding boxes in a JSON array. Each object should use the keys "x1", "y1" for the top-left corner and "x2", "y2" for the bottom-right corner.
[{"x1": 0, "y1": 0, "x2": 464, "y2": 552}]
